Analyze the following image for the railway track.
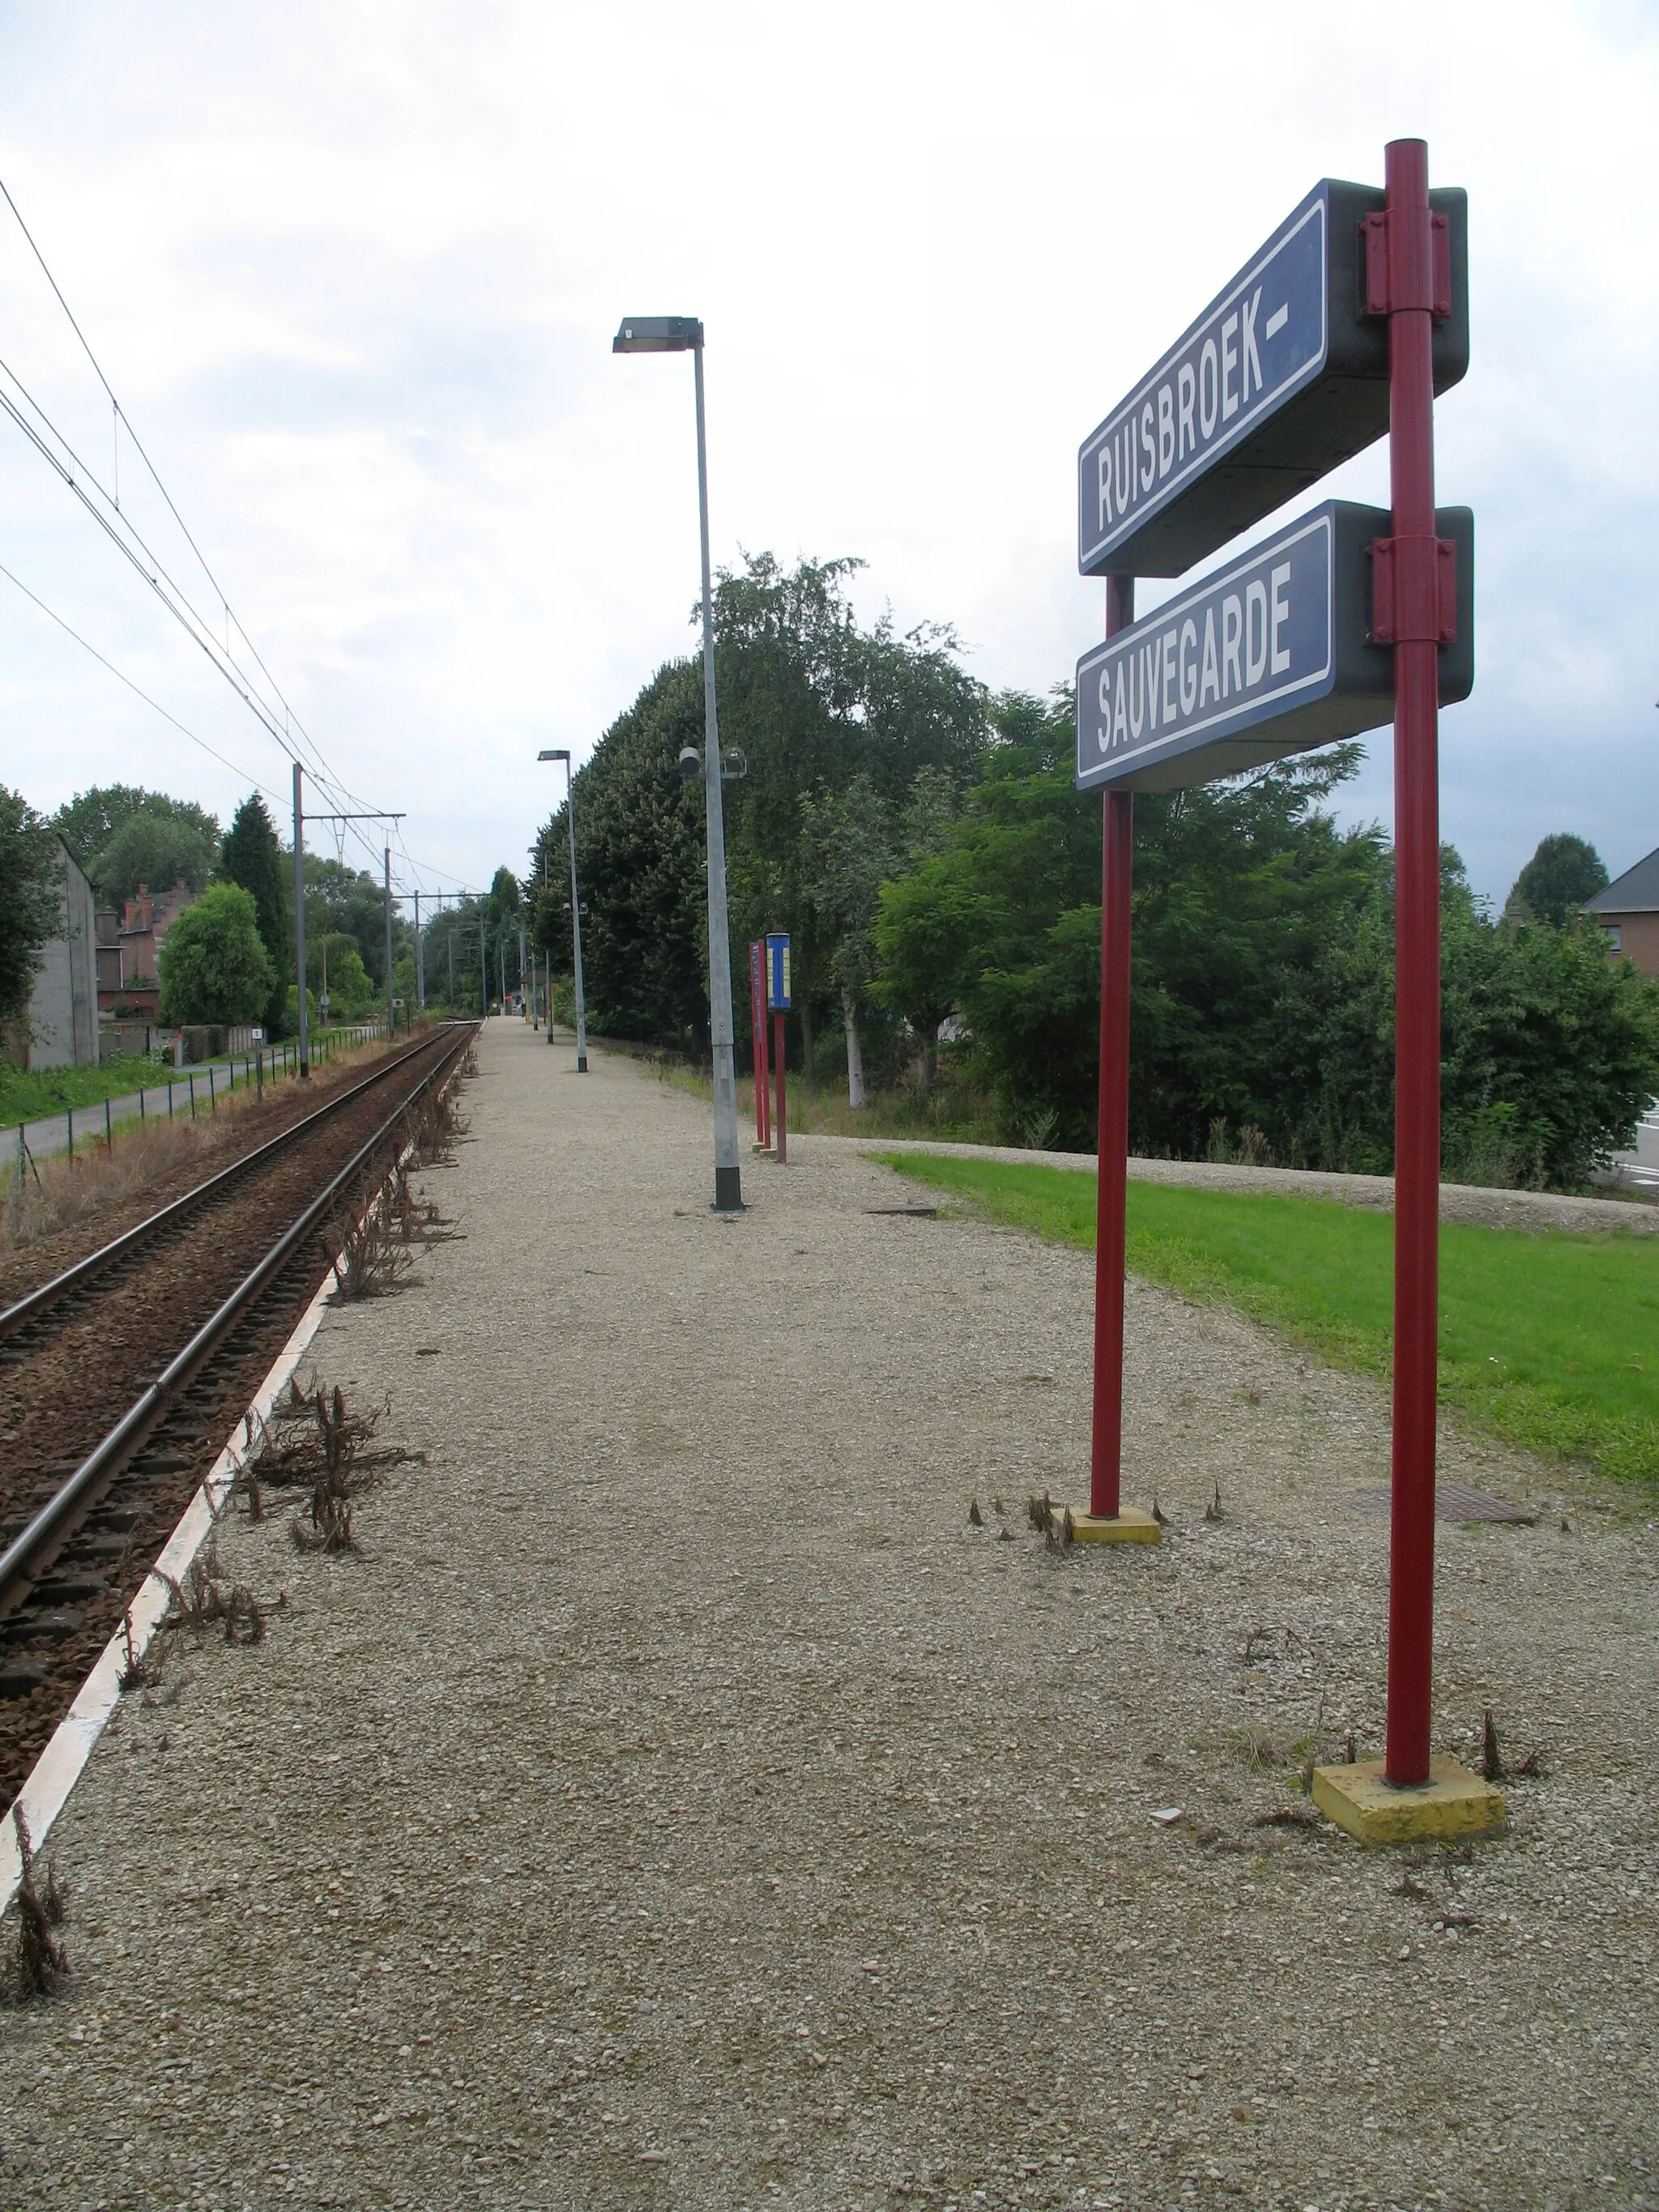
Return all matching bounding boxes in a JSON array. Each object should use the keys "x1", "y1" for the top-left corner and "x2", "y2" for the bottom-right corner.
[{"x1": 0, "y1": 1021, "x2": 476, "y2": 1809}]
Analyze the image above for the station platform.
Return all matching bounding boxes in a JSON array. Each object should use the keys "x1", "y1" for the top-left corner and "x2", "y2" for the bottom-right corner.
[{"x1": 2, "y1": 1016, "x2": 1656, "y2": 2211}]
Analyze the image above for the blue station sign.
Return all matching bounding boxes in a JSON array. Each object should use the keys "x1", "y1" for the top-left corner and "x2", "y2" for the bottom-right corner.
[
  {"x1": 1074, "y1": 501, "x2": 1473, "y2": 795},
  {"x1": 1077, "y1": 180, "x2": 1468, "y2": 579},
  {"x1": 765, "y1": 932, "x2": 791, "y2": 1012}
]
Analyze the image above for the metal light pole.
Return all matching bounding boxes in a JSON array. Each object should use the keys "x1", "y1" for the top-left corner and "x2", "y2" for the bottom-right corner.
[
  {"x1": 538, "y1": 749, "x2": 587, "y2": 1072},
  {"x1": 613, "y1": 314, "x2": 741, "y2": 1211},
  {"x1": 415, "y1": 890, "x2": 424, "y2": 1013},
  {"x1": 292, "y1": 763, "x2": 309, "y2": 1078},
  {"x1": 384, "y1": 847, "x2": 395, "y2": 1038}
]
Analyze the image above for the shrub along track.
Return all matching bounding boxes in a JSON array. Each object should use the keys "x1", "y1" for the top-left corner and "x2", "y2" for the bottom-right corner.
[{"x1": 0, "y1": 1022, "x2": 475, "y2": 1809}]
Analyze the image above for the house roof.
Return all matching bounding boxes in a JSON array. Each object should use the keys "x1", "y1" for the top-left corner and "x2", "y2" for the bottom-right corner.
[{"x1": 1586, "y1": 844, "x2": 1659, "y2": 916}]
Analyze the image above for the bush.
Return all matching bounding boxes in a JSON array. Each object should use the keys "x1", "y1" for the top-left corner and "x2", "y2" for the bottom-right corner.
[{"x1": 158, "y1": 884, "x2": 274, "y2": 1025}]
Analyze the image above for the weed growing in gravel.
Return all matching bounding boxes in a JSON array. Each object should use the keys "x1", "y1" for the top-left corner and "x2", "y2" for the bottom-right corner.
[
  {"x1": 248, "y1": 1378, "x2": 420, "y2": 1554},
  {"x1": 326, "y1": 1184, "x2": 418, "y2": 1301},
  {"x1": 159, "y1": 1552, "x2": 266, "y2": 1645},
  {"x1": 404, "y1": 1080, "x2": 471, "y2": 1168},
  {"x1": 5, "y1": 1809, "x2": 68, "y2": 2001}
]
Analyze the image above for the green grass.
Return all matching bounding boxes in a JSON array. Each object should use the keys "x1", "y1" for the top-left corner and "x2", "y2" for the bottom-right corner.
[
  {"x1": 876, "y1": 1152, "x2": 1659, "y2": 1487},
  {"x1": 0, "y1": 1055, "x2": 169, "y2": 1126}
]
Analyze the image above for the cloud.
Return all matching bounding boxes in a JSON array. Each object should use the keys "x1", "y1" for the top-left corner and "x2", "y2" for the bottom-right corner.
[{"x1": 0, "y1": 0, "x2": 1655, "y2": 905}]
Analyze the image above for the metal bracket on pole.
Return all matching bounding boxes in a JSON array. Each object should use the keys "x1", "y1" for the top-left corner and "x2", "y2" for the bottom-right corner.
[
  {"x1": 1368, "y1": 535, "x2": 1457, "y2": 645},
  {"x1": 1362, "y1": 207, "x2": 1452, "y2": 320}
]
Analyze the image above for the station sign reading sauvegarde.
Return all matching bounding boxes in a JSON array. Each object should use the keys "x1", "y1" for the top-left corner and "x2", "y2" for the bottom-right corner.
[
  {"x1": 1074, "y1": 501, "x2": 1473, "y2": 794},
  {"x1": 1077, "y1": 179, "x2": 1468, "y2": 580}
]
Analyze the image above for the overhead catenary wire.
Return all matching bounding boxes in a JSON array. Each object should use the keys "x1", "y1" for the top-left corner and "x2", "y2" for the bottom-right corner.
[
  {"x1": 0, "y1": 172, "x2": 463, "y2": 889},
  {"x1": 0, "y1": 556, "x2": 284, "y2": 805}
]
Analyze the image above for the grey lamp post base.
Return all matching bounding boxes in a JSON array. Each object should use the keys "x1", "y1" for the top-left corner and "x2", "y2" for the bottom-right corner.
[{"x1": 712, "y1": 1165, "x2": 744, "y2": 1214}]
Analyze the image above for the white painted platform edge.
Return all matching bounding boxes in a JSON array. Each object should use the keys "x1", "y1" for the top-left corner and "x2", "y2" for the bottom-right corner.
[
  {"x1": 0, "y1": 1071, "x2": 458, "y2": 1916},
  {"x1": 0, "y1": 1261, "x2": 336, "y2": 1914}
]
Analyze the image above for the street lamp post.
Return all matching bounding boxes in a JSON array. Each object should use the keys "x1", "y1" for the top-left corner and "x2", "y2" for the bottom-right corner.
[
  {"x1": 613, "y1": 314, "x2": 742, "y2": 1213},
  {"x1": 537, "y1": 749, "x2": 588, "y2": 1072}
]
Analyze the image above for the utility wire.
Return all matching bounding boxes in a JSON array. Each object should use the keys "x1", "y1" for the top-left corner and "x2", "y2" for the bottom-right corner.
[
  {"x1": 0, "y1": 179, "x2": 390, "y2": 842},
  {"x1": 0, "y1": 175, "x2": 476, "y2": 894},
  {"x1": 0, "y1": 556, "x2": 284, "y2": 803}
]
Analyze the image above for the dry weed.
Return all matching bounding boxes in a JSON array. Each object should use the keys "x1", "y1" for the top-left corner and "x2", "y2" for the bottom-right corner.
[
  {"x1": 6, "y1": 1808, "x2": 69, "y2": 2001},
  {"x1": 246, "y1": 1379, "x2": 419, "y2": 1555}
]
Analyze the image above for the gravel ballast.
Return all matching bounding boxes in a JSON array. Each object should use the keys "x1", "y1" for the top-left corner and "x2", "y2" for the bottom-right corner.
[{"x1": 2, "y1": 1018, "x2": 1656, "y2": 2212}]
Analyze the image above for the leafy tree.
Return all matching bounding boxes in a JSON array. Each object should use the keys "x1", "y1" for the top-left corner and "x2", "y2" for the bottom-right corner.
[
  {"x1": 158, "y1": 884, "x2": 274, "y2": 1025},
  {"x1": 485, "y1": 867, "x2": 522, "y2": 1000},
  {"x1": 527, "y1": 553, "x2": 990, "y2": 1071},
  {"x1": 799, "y1": 775, "x2": 897, "y2": 1106},
  {"x1": 714, "y1": 552, "x2": 987, "y2": 1075},
  {"x1": 1, "y1": 786, "x2": 64, "y2": 1034},
  {"x1": 1281, "y1": 863, "x2": 1659, "y2": 1186},
  {"x1": 50, "y1": 783, "x2": 153, "y2": 872},
  {"x1": 219, "y1": 794, "x2": 291, "y2": 1038},
  {"x1": 301, "y1": 853, "x2": 413, "y2": 988},
  {"x1": 1506, "y1": 833, "x2": 1610, "y2": 927},
  {"x1": 92, "y1": 805, "x2": 220, "y2": 905},
  {"x1": 309, "y1": 934, "x2": 373, "y2": 1017},
  {"x1": 530, "y1": 661, "x2": 709, "y2": 1046}
]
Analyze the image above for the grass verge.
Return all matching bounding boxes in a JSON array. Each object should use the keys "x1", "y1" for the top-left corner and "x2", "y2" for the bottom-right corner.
[
  {"x1": 875, "y1": 1153, "x2": 1659, "y2": 1488},
  {"x1": 0, "y1": 1055, "x2": 168, "y2": 1125}
]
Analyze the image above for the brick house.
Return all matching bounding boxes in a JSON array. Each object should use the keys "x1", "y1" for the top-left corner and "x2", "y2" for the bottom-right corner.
[
  {"x1": 95, "y1": 880, "x2": 195, "y2": 1016},
  {"x1": 1584, "y1": 846, "x2": 1659, "y2": 977}
]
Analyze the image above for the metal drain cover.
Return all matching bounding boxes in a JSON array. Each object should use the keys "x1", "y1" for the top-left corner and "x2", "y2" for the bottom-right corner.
[{"x1": 1348, "y1": 1482, "x2": 1535, "y2": 1524}]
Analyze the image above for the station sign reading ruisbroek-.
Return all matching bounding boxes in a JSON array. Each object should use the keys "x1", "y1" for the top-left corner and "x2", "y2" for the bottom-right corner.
[
  {"x1": 1077, "y1": 179, "x2": 1469, "y2": 579},
  {"x1": 1074, "y1": 500, "x2": 1473, "y2": 794}
]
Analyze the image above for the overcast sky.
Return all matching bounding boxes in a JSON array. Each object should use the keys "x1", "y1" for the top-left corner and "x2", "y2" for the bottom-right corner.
[{"x1": 1, "y1": 0, "x2": 1655, "y2": 910}]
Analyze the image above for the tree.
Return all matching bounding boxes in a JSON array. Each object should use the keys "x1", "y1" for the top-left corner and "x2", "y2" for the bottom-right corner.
[
  {"x1": 1507, "y1": 833, "x2": 1610, "y2": 927},
  {"x1": 309, "y1": 934, "x2": 373, "y2": 1017},
  {"x1": 158, "y1": 884, "x2": 275, "y2": 1025},
  {"x1": 799, "y1": 776, "x2": 897, "y2": 1107},
  {"x1": 92, "y1": 806, "x2": 219, "y2": 905},
  {"x1": 1, "y1": 786, "x2": 64, "y2": 1035},
  {"x1": 529, "y1": 661, "x2": 709, "y2": 1047},
  {"x1": 50, "y1": 783, "x2": 153, "y2": 873},
  {"x1": 526, "y1": 552, "x2": 990, "y2": 1072},
  {"x1": 219, "y1": 794, "x2": 291, "y2": 1038}
]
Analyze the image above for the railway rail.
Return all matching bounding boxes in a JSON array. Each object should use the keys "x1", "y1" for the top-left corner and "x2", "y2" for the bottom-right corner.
[{"x1": 0, "y1": 1020, "x2": 476, "y2": 1809}]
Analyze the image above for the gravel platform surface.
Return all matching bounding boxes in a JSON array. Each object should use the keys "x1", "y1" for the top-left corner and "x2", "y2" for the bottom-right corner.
[{"x1": 3, "y1": 1018, "x2": 1657, "y2": 2212}]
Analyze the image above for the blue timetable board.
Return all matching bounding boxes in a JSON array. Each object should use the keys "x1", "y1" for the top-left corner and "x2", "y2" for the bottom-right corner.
[
  {"x1": 766, "y1": 934, "x2": 791, "y2": 1012},
  {"x1": 1075, "y1": 501, "x2": 1473, "y2": 795}
]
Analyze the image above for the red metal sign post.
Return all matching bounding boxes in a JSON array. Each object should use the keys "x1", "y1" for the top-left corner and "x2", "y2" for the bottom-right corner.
[
  {"x1": 1375, "y1": 138, "x2": 1453, "y2": 1787},
  {"x1": 771, "y1": 1012, "x2": 787, "y2": 1166},
  {"x1": 1090, "y1": 578, "x2": 1135, "y2": 1524},
  {"x1": 750, "y1": 942, "x2": 770, "y2": 1149}
]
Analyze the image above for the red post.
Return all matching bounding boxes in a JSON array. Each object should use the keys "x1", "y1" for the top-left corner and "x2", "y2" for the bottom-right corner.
[
  {"x1": 772, "y1": 1012, "x2": 787, "y2": 1166},
  {"x1": 760, "y1": 969, "x2": 772, "y2": 1148},
  {"x1": 751, "y1": 942, "x2": 770, "y2": 1146},
  {"x1": 1090, "y1": 576, "x2": 1135, "y2": 1519},
  {"x1": 1382, "y1": 138, "x2": 1442, "y2": 1788}
]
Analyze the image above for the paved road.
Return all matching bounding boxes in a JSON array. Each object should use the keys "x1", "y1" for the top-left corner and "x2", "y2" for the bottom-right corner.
[{"x1": 10, "y1": 1025, "x2": 383, "y2": 1166}]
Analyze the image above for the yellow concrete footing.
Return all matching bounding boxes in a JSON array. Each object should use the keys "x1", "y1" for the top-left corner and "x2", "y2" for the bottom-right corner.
[
  {"x1": 1063, "y1": 1506, "x2": 1162, "y2": 1545},
  {"x1": 1312, "y1": 1757, "x2": 1506, "y2": 1846}
]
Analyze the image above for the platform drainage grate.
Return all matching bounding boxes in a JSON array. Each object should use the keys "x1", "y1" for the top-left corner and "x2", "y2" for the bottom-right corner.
[{"x1": 1347, "y1": 1481, "x2": 1536, "y2": 1524}]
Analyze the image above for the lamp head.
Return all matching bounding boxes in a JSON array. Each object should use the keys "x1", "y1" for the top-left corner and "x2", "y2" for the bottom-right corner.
[
  {"x1": 613, "y1": 315, "x2": 704, "y2": 354},
  {"x1": 537, "y1": 748, "x2": 570, "y2": 764}
]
